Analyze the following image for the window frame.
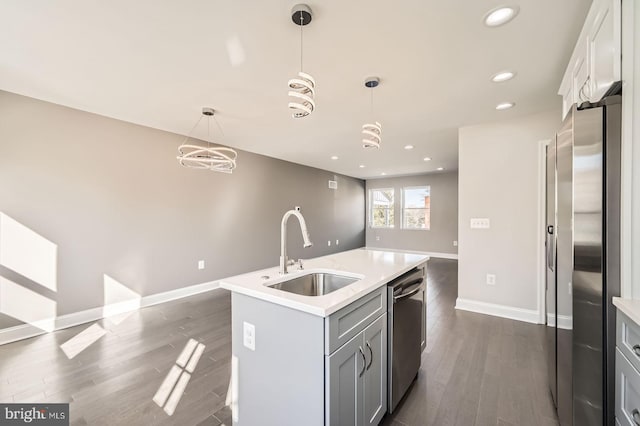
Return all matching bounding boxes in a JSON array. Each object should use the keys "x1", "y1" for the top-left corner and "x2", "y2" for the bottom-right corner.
[
  {"x1": 368, "y1": 188, "x2": 395, "y2": 229},
  {"x1": 401, "y1": 185, "x2": 431, "y2": 231}
]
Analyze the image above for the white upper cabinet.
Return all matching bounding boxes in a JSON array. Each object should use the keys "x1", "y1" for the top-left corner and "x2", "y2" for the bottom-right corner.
[
  {"x1": 589, "y1": 0, "x2": 621, "y2": 100},
  {"x1": 559, "y1": 0, "x2": 621, "y2": 118}
]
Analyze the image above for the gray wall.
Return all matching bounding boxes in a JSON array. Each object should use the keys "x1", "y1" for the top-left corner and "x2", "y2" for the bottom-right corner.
[
  {"x1": 458, "y1": 109, "x2": 560, "y2": 313},
  {"x1": 365, "y1": 172, "x2": 458, "y2": 254},
  {"x1": 0, "y1": 90, "x2": 365, "y2": 329}
]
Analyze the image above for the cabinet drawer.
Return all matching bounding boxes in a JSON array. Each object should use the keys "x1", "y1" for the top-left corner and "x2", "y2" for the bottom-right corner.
[
  {"x1": 618, "y1": 312, "x2": 640, "y2": 374},
  {"x1": 325, "y1": 287, "x2": 386, "y2": 355},
  {"x1": 616, "y1": 349, "x2": 640, "y2": 426}
]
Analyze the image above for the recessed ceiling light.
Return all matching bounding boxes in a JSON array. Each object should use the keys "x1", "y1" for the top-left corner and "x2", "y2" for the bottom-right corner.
[
  {"x1": 484, "y1": 6, "x2": 519, "y2": 27},
  {"x1": 359, "y1": 164, "x2": 365, "y2": 168},
  {"x1": 381, "y1": 172, "x2": 387, "y2": 176},
  {"x1": 404, "y1": 145, "x2": 414, "y2": 150},
  {"x1": 423, "y1": 157, "x2": 432, "y2": 162},
  {"x1": 331, "y1": 155, "x2": 339, "y2": 160},
  {"x1": 491, "y1": 71, "x2": 516, "y2": 83},
  {"x1": 496, "y1": 102, "x2": 515, "y2": 110},
  {"x1": 437, "y1": 167, "x2": 444, "y2": 171}
]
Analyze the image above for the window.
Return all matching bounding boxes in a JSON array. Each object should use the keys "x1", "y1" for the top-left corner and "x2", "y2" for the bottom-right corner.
[
  {"x1": 402, "y1": 186, "x2": 431, "y2": 229},
  {"x1": 369, "y1": 188, "x2": 394, "y2": 228}
]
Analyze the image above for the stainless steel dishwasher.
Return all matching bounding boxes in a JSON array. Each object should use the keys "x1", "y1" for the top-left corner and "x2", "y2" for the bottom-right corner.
[{"x1": 387, "y1": 265, "x2": 426, "y2": 413}]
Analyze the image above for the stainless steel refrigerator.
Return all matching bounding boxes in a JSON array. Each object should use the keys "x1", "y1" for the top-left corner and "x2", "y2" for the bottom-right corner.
[{"x1": 545, "y1": 89, "x2": 621, "y2": 426}]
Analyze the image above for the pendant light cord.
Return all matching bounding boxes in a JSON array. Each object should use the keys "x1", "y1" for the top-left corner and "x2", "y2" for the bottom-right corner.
[
  {"x1": 299, "y1": 11, "x2": 304, "y2": 72},
  {"x1": 183, "y1": 114, "x2": 205, "y2": 144},
  {"x1": 213, "y1": 115, "x2": 225, "y2": 138},
  {"x1": 207, "y1": 115, "x2": 211, "y2": 149},
  {"x1": 370, "y1": 87, "x2": 374, "y2": 117}
]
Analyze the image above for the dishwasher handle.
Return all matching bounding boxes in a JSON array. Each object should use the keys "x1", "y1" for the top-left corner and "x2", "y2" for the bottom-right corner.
[{"x1": 393, "y1": 279, "x2": 424, "y2": 302}]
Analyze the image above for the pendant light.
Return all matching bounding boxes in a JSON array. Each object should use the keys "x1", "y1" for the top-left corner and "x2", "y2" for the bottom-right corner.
[
  {"x1": 288, "y1": 4, "x2": 316, "y2": 118},
  {"x1": 362, "y1": 76, "x2": 382, "y2": 149},
  {"x1": 176, "y1": 107, "x2": 237, "y2": 173}
]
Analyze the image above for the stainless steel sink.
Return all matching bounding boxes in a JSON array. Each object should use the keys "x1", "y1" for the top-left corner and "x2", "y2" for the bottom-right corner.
[{"x1": 267, "y1": 272, "x2": 359, "y2": 296}]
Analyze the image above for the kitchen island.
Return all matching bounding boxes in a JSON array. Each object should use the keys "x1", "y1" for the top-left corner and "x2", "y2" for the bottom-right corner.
[{"x1": 220, "y1": 248, "x2": 428, "y2": 426}]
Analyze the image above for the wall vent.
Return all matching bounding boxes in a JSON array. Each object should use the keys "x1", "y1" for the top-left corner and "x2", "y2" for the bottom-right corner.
[{"x1": 328, "y1": 180, "x2": 338, "y2": 190}]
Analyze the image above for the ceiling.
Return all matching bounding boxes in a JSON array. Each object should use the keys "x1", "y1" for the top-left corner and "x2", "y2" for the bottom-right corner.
[{"x1": 0, "y1": 0, "x2": 590, "y2": 179}]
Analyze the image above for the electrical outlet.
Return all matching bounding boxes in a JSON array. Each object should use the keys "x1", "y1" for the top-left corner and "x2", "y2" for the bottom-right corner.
[
  {"x1": 486, "y1": 274, "x2": 496, "y2": 286},
  {"x1": 375, "y1": 236, "x2": 380, "y2": 241},
  {"x1": 470, "y1": 218, "x2": 490, "y2": 229},
  {"x1": 243, "y1": 322, "x2": 255, "y2": 351},
  {"x1": 198, "y1": 260, "x2": 205, "y2": 270},
  {"x1": 327, "y1": 240, "x2": 331, "y2": 247},
  {"x1": 336, "y1": 239, "x2": 339, "y2": 245},
  {"x1": 453, "y1": 240, "x2": 458, "y2": 247}
]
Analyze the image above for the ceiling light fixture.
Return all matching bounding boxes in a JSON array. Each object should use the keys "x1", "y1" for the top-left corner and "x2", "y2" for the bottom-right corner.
[
  {"x1": 484, "y1": 6, "x2": 519, "y2": 27},
  {"x1": 491, "y1": 70, "x2": 516, "y2": 83},
  {"x1": 437, "y1": 167, "x2": 444, "y2": 171},
  {"x1": 362, "y1": 76, "x2": 382, "y2": 149},
  {"x1": 176, "y1": 107, "x2": 237, "y2": 173},
  {"x1": 288, "y1": 4, "x2": 315, "y2": 118},
  {"x1": 359, "y1": 165, "x2": 365, "y2": 168},
  {"x1": 496, "y1": 101, "x2": 515, "y2": 110},
  {"x1": 404, "y1": 145, "x2": 414, "y2": 150},
  {"x1": 381, "y1": 172, "x2": 387, "y2": 176},
  {"x1": 423, "y1": 157, "x2": 432, "y2": 162},
  {"x1": 331, "y1": 155, "x2": 339, "y2": 160}
]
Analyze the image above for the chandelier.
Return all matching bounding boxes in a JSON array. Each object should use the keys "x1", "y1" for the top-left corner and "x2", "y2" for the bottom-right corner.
[{"x1": 176, "y1": 107, "x2": 237, "y2": 173}]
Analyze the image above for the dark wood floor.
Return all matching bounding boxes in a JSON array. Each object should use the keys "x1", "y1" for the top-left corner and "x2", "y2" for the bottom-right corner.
[
  {"x1": 383, "y1": 259, "x2": 559, "y2": 426},
  {"x1": 0, "y1": 258, "x2": 558, "y2": 425}
]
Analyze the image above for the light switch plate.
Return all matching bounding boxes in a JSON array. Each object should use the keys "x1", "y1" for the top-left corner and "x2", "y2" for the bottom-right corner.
[
  {"x1": 243, "y1": 322, "x2": 255, "y2": 351},
  {"x1": 470, "y1": 218, "x2": 490, "y2": 229},
  {"x1": 336, "y1": 239, "x2": 339, "y2": 245},
  {"x1": 198, "y1": 260, "x2": 205, "y2": 270},
  {"x1": 486, "y1": 274, "x2": 496, "y2": 285},
  {"x1": 453, "y1": 240, "x2": 458, "y2": 247},
  {"x1": 327, "y1": 240, "x2": 331, "y2": 247}
]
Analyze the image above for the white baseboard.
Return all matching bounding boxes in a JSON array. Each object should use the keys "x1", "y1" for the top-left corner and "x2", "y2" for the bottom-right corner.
[
  {"x1": 455, "y1": 297, "x2": 542, "y2": 324},
  {"x1": 0, "y1": 280, "x2": 220, "y2": 346},
  {"x1": 364, "y1": 247, "x2": 458, "y2": 260},
  {"x1": 546, "y1": 313, "x2": 572, "y2": 330}
]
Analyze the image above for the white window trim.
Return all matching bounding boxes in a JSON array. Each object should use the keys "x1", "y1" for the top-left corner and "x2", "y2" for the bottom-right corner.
[
  {"x1": 369, "y1": 188, "x2": 395, "y2": 228},
  {"x1": 401, "y1": 185, "x2": 431, "y2": 231}
]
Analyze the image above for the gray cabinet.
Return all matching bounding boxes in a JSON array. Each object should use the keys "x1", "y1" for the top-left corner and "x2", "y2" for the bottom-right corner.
[
  {"x1": 326, "y1": 313, "x2": 387, "y2": 426},
  {"x1": 326, "y1": 331, "x2": 364, "y2": 426},
  {"x1": 617, "y1": 311, "x2": 640, "y2": 426},
  {"x1": 363, "y1": 314, "x2": 387, "y2": 426},
  {"x1": 230, "y1": 287, "x2": 389, "y2": 426}
]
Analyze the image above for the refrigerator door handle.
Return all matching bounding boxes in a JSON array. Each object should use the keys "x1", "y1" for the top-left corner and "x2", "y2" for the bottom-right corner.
[{"x1": 546, "y1": 230, "x2": 555, "y2": 271}]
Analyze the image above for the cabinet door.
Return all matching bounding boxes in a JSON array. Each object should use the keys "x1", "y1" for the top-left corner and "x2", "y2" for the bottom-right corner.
[
  {"x1": 559, "y1": 80, "x2": 574, "y2": 120},
  {"x1": 326, "y1": 333, "x2": 365, "y2": 426},
  {"x1": 572, "y1": 43, "x2": 590, "y2": 105},
  {"x1": 363, "y1": 314, "x2": 387, "y2": 426},
  {"x1": 589, "y1": 0, "x2": 620, "y2": 101}
]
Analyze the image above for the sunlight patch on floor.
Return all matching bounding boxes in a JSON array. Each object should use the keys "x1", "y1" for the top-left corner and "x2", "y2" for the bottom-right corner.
[
  {"x1": 152, "y1": 338, "x2": 206, "y2": 416},
  {"x1": 59, "y1": 323, "x2": 107, "y2": 359}
]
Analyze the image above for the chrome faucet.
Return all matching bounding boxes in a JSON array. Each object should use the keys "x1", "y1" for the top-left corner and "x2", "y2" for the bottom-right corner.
[{"x1": 280, "y1": 207, "x2": 313, "y2": 274}]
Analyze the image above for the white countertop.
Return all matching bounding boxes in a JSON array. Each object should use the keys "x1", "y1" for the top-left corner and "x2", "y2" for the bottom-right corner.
[
  {"x1": 219, "y1": 248, "x2": 429, "y2": 317},
  {"x1": 613, "y1": 297, "x2": 640, "y2": 326}
]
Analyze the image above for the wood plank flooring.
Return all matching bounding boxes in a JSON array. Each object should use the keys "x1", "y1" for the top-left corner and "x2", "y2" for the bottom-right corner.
[
  {"x1": 0, "y1": 258, "x2": 558, "y2": 425},
  {"x1": 382, "y1": 259, "x2": 559, "y2": 426}
]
